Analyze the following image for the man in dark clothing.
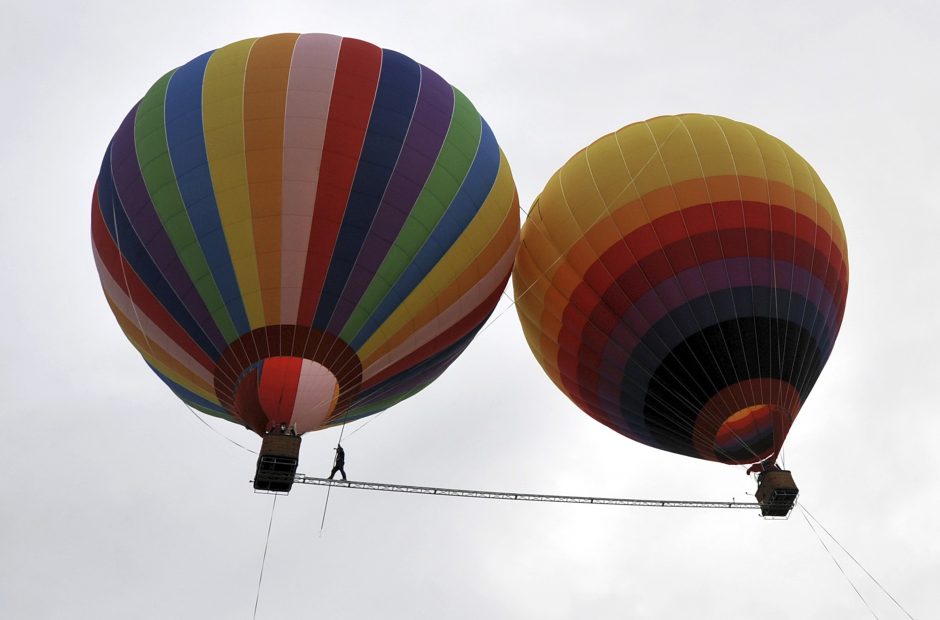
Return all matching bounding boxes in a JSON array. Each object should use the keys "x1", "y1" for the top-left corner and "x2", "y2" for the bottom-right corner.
[{"x1": 328, "y1": 444, "x2": 347, "y2": 481}]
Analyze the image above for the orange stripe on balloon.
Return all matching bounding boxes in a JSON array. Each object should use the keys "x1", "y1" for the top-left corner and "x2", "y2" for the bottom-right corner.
[{"x1": 244, "y1": 33, "x2": 300, "y2": 330}]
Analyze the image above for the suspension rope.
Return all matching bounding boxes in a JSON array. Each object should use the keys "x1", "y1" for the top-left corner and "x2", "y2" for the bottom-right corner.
[
  {"x1": 182, "y1": 402, "x2": 257, "y2": 455},
  {"x1": 341, "y1": 414, "x2": 381, "y2": 441},
  {"x1": 317, "y1": 396, "x2": 358, "y2": 536},
  {"x1": 799, "y1": 505, "x2": 879, "y2": 619},
  {"x1": 252, "y1": 495, "x2": 278, "y2": 620},
  {"x1": 317, "y1": 482, "x2": 334, "y2": 537},
  {"x1": 801, "y1": 505, "x2": 915, "y2": 620}
]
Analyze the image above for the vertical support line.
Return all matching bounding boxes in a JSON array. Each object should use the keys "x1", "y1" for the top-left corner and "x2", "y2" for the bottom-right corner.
[{"x1": 253, "y1": 494, "x2": 278, "y2": 620}]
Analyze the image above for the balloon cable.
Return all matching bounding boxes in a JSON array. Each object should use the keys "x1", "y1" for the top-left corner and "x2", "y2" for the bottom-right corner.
[
  {"x1": 252, "y1": 494, "x2": 278, "y2": 620},
  {"x1": 798, "y1": 504, "x2": 879, "y2": 619},
  {"x1": 182, "y1": 402, "x2": 257, "y2": 455},
  {"x1": 800, "y1": 504, "x2": 915, "y2": 619},
  {"x1": 318, "y1": 411, "x2": 353, "y2": 536},
  {"x1": 317, "y1": 481, "x2": 334, "y2": 538}
]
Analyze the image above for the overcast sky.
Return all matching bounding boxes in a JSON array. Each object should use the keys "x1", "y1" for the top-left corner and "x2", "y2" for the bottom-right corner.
[{"x1": 1, "y1": 1, "x2": 937, "y2": 618}]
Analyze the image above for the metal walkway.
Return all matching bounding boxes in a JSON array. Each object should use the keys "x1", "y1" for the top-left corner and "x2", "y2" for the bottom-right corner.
[{"x1": 293, "y1": 474, "x2": 762, "y2": 510}]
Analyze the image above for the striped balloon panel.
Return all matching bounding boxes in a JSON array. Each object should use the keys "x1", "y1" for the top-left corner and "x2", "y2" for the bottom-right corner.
[
  {"x1": 514, "y1": 114, "x2": 848, "y2": 464},
  {"x1": 92, "y1": 33, "x2": 519, "y2": 435}
]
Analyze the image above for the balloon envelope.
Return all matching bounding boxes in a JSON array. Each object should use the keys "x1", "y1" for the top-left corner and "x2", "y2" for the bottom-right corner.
[
  {"x1": 514, "y1": 114, "x2": 847, "y2": 465},
  {"x1": 92, "y1": 33, "x2": 519, "y2": 435}
]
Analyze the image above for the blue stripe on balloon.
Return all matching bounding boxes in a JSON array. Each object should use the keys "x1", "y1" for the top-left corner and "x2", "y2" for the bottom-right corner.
[
  {"x1": 164, "y1": 51, "x2": 250, "y2": 335},
  {"x1": 96, "y1": 149, "x2": 224, "y2": 357},
  {"x1": 313, "y1": 49, "x2": 422, "y2": 330},
  {"x1": 350, "y1": 119, "x2": 500, "y2": 349}
]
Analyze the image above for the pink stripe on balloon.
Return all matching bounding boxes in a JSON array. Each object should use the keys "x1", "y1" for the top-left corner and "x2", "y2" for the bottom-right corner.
[
  {"x1": 280, "y1": 33, "x2": 343, "y2": 324},
  {"x1": 290, "y1": 359, "x2": 340, "y2": 433}
]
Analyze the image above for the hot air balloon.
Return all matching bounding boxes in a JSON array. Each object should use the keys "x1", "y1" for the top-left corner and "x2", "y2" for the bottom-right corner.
[
  {"x1": 514, "y1": 114, "x2": 847, "y2": 512},
  {"x1": 91, "y1": 33, "x2": 519, "y2": 491}
]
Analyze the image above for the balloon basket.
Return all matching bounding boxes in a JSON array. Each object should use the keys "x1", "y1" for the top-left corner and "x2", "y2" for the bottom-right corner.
[
  {"x1": 755, "y1": 470, "x2": 799, "y2": 518},
  {"x1": 253, "y1": 434, "x2": 302, "y2": 493}
]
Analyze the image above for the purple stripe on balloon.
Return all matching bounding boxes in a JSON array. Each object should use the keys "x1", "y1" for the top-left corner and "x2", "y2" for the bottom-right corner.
[
  {"x1": 325, "y1": 66, "x2": 454, "y2": 334},
  {"x1": 109, "y1": 105, "x2": 229, "y2": 353}
]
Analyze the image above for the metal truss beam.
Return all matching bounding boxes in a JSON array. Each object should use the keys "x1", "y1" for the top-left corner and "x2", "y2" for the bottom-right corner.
[{"x1": 292, "y1": 474, "x2": 762, "y2": 510}]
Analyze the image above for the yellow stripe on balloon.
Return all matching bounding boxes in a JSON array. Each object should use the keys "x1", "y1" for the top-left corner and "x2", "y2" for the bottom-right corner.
[
  {"x1": 514, "y1": 232, "x2": 556, "y2": 364},
  {"x1": 244, "y1": 33, "x2": 299, "y2": 326},
  {"x1": 202, "y1": 38, "x2": 266, "y2": 328}
]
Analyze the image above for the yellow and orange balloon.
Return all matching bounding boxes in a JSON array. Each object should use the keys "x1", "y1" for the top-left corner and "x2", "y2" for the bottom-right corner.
[{"x1": 514, "y1": 114, "x2": 848, "y2": 465}]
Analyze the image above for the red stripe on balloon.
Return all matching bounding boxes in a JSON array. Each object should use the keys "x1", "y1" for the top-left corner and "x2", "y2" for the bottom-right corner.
[
  {"x1": 579, "y1": 202, "x2": 844, "y2": 304},
  {"x1": 258, "y1": 357, "x2": 304, "y2": 426},
  {"x1": 234, "y1": 367, "x2": 268, "y2": 435}
]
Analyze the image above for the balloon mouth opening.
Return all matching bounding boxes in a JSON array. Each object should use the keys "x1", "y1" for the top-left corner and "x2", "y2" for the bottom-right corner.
[
  {"x1": 213, "y1": 325, "x2": 364, "y2": 436},
  {"x1": 233, "y1": 356, "x2": 343, "y2": 436},
  {"x1": 713, "y1": 404, "x2": 789, "y2": 462},
  {"x1": 257, "y1": 357, "x2": 340, "y2": 432}
]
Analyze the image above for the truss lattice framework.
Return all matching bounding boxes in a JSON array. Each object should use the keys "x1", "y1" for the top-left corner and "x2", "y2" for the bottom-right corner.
[{"x1": 291, "y1": 475, "x2": 763, "y2": 510}]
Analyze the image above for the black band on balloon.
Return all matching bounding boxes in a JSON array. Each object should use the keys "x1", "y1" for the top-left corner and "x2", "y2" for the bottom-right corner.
[{"x1": 637, "y1": 316, "x2": 823, "y2": 459}]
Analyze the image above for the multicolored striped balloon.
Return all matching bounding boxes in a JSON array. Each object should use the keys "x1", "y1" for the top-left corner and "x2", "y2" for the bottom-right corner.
[
  {"x1": 92, "y1": 33, "x2": 519, "y2": 436},
  {"x1": 514, "y1": 114, "x2": 848, "y2": 465}
]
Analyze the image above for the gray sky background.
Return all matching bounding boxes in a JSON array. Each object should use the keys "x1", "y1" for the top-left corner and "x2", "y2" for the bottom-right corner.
[{"x1": 1, "y1": 1, "x2": 937, "y2": 618}]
